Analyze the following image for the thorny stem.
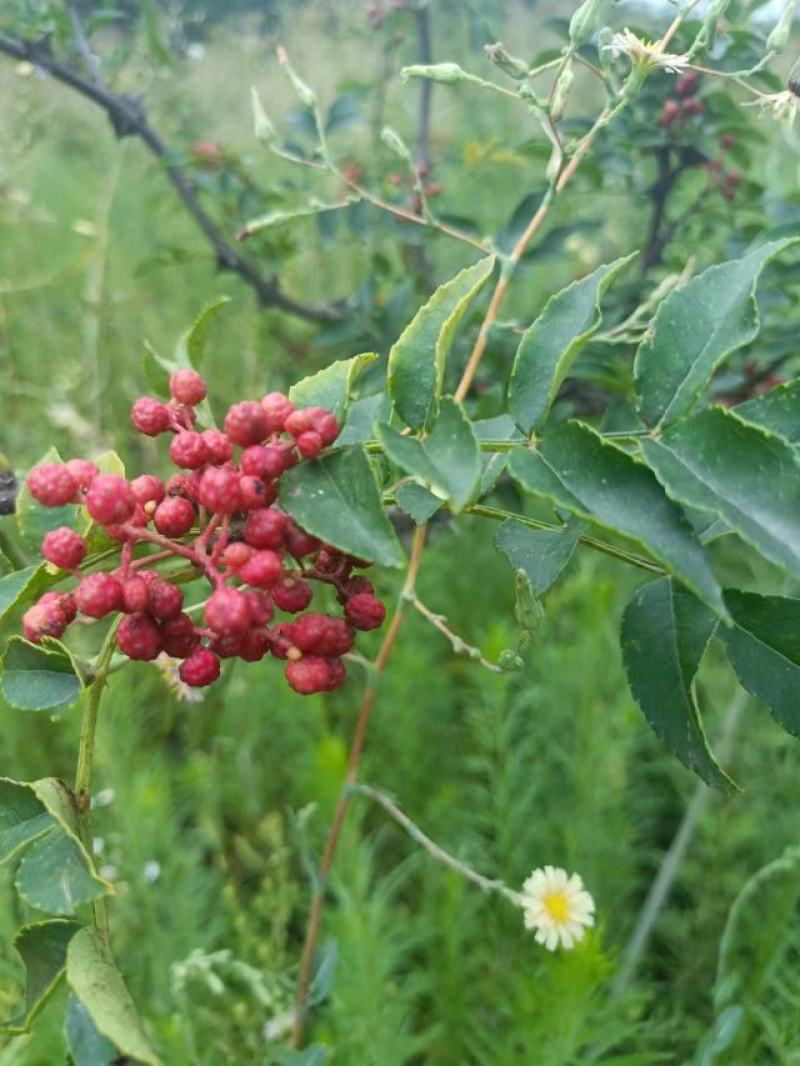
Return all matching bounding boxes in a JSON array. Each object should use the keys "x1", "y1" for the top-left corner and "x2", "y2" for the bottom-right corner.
[{"x1": 410, "y1": 595, "x2": 503, "y2": 672}]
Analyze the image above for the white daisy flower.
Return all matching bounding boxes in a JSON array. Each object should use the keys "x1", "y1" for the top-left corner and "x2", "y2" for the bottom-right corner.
[
  {"x1": 745, "y1": 90, "x2": 799, "y2": 126},
  {"x1": 520, "y1": 865, "x2": 595, "y2": 951},
  {"x1": 605, "y1": 28, "x2": 689, "y2": 75}
]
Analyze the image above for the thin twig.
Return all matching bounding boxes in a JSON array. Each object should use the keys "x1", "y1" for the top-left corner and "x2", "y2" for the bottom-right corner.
[{"x1": 410, "y1": 595, "x2": 504, "y2": 672}]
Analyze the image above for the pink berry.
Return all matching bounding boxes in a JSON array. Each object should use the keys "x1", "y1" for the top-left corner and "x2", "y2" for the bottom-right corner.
[
  {"x1": 121, "y1": 575, "x2": 150, "y2": 614},
  {"x1": 27, "y1": 464, "x2": 77, "y2": 507},
  {"x1": 75, "y1": 572, "x2": 123, "y2": 618},
  {"x1": 239, "y1": 475, "x2": 269, "y2": 510},
  {"x1": 205, "y1": 587, "x2": 251, "y2": 633},
  {"x1": 201, "y1": 429, "x2": 233, "y2": 465},
  {"x1": 224, "y1": 402, "x2": 268, "y2": 447},
  {"x1": 244, "y1": 508, "x2": 288, "y2": 549},
  {"x1": 238, "y1": 549, "x2": 283, "y2": 588},
  {"x1": 170, "y1": 431, "x2": 210, "y2": 470},
  {"x1": 148, "y1": 579, "x2": 184, "y2": 620},
  {"x1": 170, "y1": 369, "x2": 207, "y2": 406},
  {"x1": 196, "y1": 467, "x2": 241, "y2": 514},
  {"x1": 54, "y1": 592, "x2": 77, "y2": 624},
  {"x1": 296, "y1": 431, "x2": 323, "y2": 459},
  {"x1": 267, "y1": 622, "x2": 295, "y2": 659},
  {"x1": 308, "y1": 407, "x2": 339, "y2": 446},
  {"x1": 240, "y1": 628, "x2": 269, "y2": 662},
  {"x1": 180, "y1": 648, "x2": 220, "y2": 687},
  {"x1": 65, "y1": 459, "x2": 99, "y2": 490},
  {"x1": 285, "y1": 521, "x2": 320, "y2": 559},
  {"x1": 154, "y1": 496, "x2": 195, "y2": 537},
  {"x1": 160, "y1": 613, "x2": 199, "y2": 659},
  {"x1": 291, "y1": 613, "x2": 354, "y2": 656},
  {"x1": 86, "y1": 475, "x2": 135, "y2": 526},
  {"x1": 131, "y1": 396, "x2": 171, "y2": 436},
  {"x1": 283, "y1": 409, "x2": 314, "y2": 438},
  {"x1": 23, "y1": 599, "x2": 68, "y2": 643},
  {"x1": 221, "y1": 542, "x2": 253, "y2": 569},
  {"x1": 345, "y1": 592, "x2": 386, "y2": 631},
  {"x1": 260, "y1": 392, "x2": 295, "y2": 434},
  {"x1": 325, "y1": 657, "x2": 346, "y2": 691},
  {"x1": 240, "y1": 445, "x2": 285, "y2": 481},
  {"x1": 117, "y1": 614, "x2": 163, "y2": 661},
  {"x1": 166, "y1": 474, "x2": 198, "y2": 500},
  {"x1": 242, "y1": 588, "x2": 273, "y2": 626},
  {"x1": 105, "y1": 503, "x2": 148, "y2": 543},
  {"x1": 272, "y1": 575, "x2": 313, "y2": 613},
  {"x1": 130, "y1": 474, "x2": 165, "y2": 506},
  {"x1": 41, "y1": 527, "x2": 86, "y2": 570},
  {"x1": 285, "y1": 655, "x2": 332, "y2": 695},
  {"x1": 211, "y1": 631, "x2": 247, "y2": 658}
]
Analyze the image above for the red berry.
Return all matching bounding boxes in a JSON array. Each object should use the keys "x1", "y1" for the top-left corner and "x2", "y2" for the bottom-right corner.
[
  {"x1": 205, "y1": 587, "x2": 251, "y2": 633},
  {"x1": 291, "y1": 613, "x2": 354, "y2": 656},
  {"x1": 117, "y1": 613, "x2": 163, "y2": 661},
  {"x1": 306, "y1": 406, "x2": 339, "y2": 445},
  {"x1": 106, "y1": 503, "x2": 148, "y2": 543},
  {"x1": 52, "y1": 592, "x2": 77, "y2": 624},
  {"x1": 284, "y1": 409, "x2": 314, "y2": 438},
  {"x1": 239, "y1": 475, "x2": 270, "y2": 510},
  {"x1": 296, "y1": 431, "x2": 323, "y2": 459},
  {"x1": 122, "y1": 575, "x2": 150, "y2": 614},
  {"x1": 675, "y1": 70, "x2": 699, "y2": 97},
  {"x1": 160, "y1": 613, "x2": 199, "y2": 658},
  {"x1": 682, "y1": 98, "x2": 704, "y2": 117},
  {"x1": 325, "y1": 657, "x2": 346, "y2": 691},
  {"x1": 244, "y1": 508, "x2": 288, "y2": 549},
  {"x1": 196, "y1": 467, "x2": 241, "y2": 514},
  {"x1": 170, "y1": 369, "x2": 207, "y2": 406},
  {"x1": 240, "y1": 628, "x2": 269, "y2": 662},
  {"x1": 345, "y1": 592, "x2": 386, "y2": 631},
  {"x1": 65, "y1": 459, "x2": 99, "y2": 490},
  {"x1": 272, "y1": 575, "x2": 313, "y2": 613},
  {"x1": 27, "y1": 464, "x2": 77, "y2": 507},
  {"x1": 242, "y1": 588, "x2": 274, "y2": 626},
  {"x1": 238, "y1": 549, "x2": 283, "y2": 588},
  {"x1": 339, "y1": 575, "x2": 374, "y2": 602},
  {"x1": 154, "y1": 496, "x2": 195, "y2": 537},
  {"x1": 131, "y1": 396, "x2": 171, "y2": 436},
  {"x1": 75, "y1": 572, "x2": 123, "y2": 618},
  {"x1": 221, "y1": 542, "x2": 253, "y2": 568},
  {"x1": 166, "y1": 474, "x2": 198, "y2": 500},
  {"x1": 315, "y1": 547, "x2": 345, "y2": 575},
  {"x1": 211, "y1": 631, "x2": 248, "y2": 658},
  {"x1": 285, "y1": 655, "x2": 333, "y2": 695},
  {"x1": 201, "y1": 429, "x2": 233, "y2": 465},
  {"x1": 23, "y1": 599, "x2": 68, "y2": 643},
  {"x1": 260, "y1": 392, "x2": 295, "y2": 434},
  {"x1": 180, "y1": 648, "x2": 220, "y2": 687},
  {"x1": 86, "y1": 475, "x2": 135, "y2": 526},
  {"x1": 42, "y1": 527, "x2": 86, "y2": 570},
  {"x1": 240, "y1": 445, "x2": 285, "y2": 481},
  {"x1": 224, "y1": 402, "x2": 268, "y2": 447},
  {"x1": 148, "y1": 579, "x2": 184, "y2": 620},
  {"x1": 659, "y1": 99, "x2": 680, "y2": 127},
  {"x1": 285, "y1": 521, "x2": 320, "y2": 559},
  {"x1": 267, "y1": 622, "x2": 295, "y2": 659},
  {"x1": 130, "y1": 474, "x2": 165, "y2": 506},
  {"x1": 170, "y1": 431, "x2": 210, "y2": 470}
]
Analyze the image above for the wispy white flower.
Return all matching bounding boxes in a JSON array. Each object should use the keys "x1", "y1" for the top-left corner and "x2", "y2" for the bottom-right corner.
[
  {"x1": 520, "y1": 865, "x2": 595, "y2": 951},
  {"x1": 156, "y1": 653, "x2": 205, "y2": 703},
  {"x1": 745, "y1": 90, "x2": 799, "y2": 126},
  {"x1": 605, "y1": 28, "x2": 689, "y2": 75}
]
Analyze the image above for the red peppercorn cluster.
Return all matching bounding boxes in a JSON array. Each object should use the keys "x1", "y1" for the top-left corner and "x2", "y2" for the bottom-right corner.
[{"x1": 22, "y1": 369, "x2": 386, "y2": 694}]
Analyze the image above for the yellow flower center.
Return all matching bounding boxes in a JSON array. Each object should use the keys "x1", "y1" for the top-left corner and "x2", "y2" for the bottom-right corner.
[{"x1": 544, "y1": 891, "x2": 570, "y2": 923}]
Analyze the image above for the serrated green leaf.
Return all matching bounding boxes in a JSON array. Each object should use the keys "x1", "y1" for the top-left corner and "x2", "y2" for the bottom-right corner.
[
  {"x1": 174, "y1": 296, "x2": 230, "y2": 369},
  {"x1": 376, "y1": 398, "x2": 481, "y2": 512},
  {"x1": 1, "y1": 919, "x2": 81, "y2": 1034},
  {"x1": 0, "y1": 565, "x2": 43, "y2": 623},
  {"x1": 621, "y1": 577, "x2": 734, "y2": 790},
  {"x1": 494, "y1": 517, "x2": 585, "y2": 595},
  {"x1": 279, "y1": 447, "x2": 404, "y2": 567},
  {"x1": 337, "y1": 393, "x2": 390, "y2": 446},
  {"x1": 508, "y1": 254, "x2": 635, "y2": 433},
  {"x1": 474, "y1": 414, "x2": 522, "y2": 496},
  {"x1": 289, "y1": 353, "x2": 379, "y2": 423},
  {"x1": 67, "y1": 927, "x2": 163, "y2": 1066},
  {"x1": 0, "y1": 779, "x2": 54, "y2": 864},
  {"x1": 65, "y1": 995, "x2": 118, "y2": 1066},
  {"x1": 507, "y1": 422, "x2": 726, "y2": 617},
  {"x1": 641, "y1": 407, "x2": 800, "y2": 580},
  {"x1": 16, "y1": 448, "x2": 77, "y2": 552},
  {"x1": 735, "y1": 380, "x2": 800, "y2": 446},
  {"x1": 388, "y1": 256, "x2": 495, "y2": 430},
  {"x1": 395, "y1": 482, "x2": 442, "y2": 525},
  {"x1": 634, "y1": 239, "x2": 798, "y2": 427},
  {"x1": 720, "y1": 589, "x2": 800, "y2": 738},
  {"x1": 16, "y1": 830, "x2": 106, "y2": 915},
  {"x1": 1, "y1": 637, "x2": 82, "y2": 712}
]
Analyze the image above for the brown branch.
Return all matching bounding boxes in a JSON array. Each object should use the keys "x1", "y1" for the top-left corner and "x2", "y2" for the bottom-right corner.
[{"x1": 0, "y1": 32, "x2": 343, "y2": 323}]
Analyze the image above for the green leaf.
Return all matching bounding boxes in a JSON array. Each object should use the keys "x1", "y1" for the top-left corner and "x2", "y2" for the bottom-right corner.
[
  {"x1": 1, "y1": 919, "x2": 82, "y2": 1033},
  {"x1": 508, "y1": 254, "x2": 635, "y2": 433},
  {"x1": 175, "y1": 296, "x2": 231, "y2": 370},
  {"x1": 65, "y1": 995, "x2": 118, "y2": 1066},
  {"x1": 641, "y1": 407, "x2": 800, "y2": 580},
  {"x1": 1, "y1": 637, "x2": 82, "y2": 712},
  {"x1": 735, "y1": 380, "x2": 800, "y2": 446},
  {"x1": 279, "y1": 447, "x2": 404, "y2": 567},
  {"x1": 238, "y1": 199, "x2": 360, "y2": 240},
  {"x1": 0, "y1": 565, "x2": 43, "y2": 623},
  {"x1": 140, "y1": 0, "x2": 173, "y2": 67},
  {"x1": 720, "y1": 589, "x2": 800, "y2": 738},
  {"x1": 16, "y1": 448, "x2": 77, "y2": 552},
  {"x1": 337, "y1": 393, "x2": 389, "y2": 446},
  {"x1": 0, "y1": 779, "x2": 54, "y2": 864},
  {"x1": 508, "y1": 423, "x2": 725, "y2": 617},
  {"x1": 388, "y1": 256, "x2": 495, "y2": 430},
  {"x1": 376, "y1": 398, "x2": 481, "y2": 512},
  {"x1": 67, "y1": 927, "x2": 163, "y2": 1066},
  {"x1": 494, "y1": 517, "x2": 585, "y2": 595},
  {"x1": 634, "y1": 239, "x2": 798, "y2": 427},
  {"x1": 474, "y1": 414, "x2": 522, "y2": 496},
  {"x1": 289, "y1": 353, "x2": 379, "y2": 423},
  {"x1": 395, "y1": 482, "x2": 442, "y2": 525},
  {"x1": 16, "y1": 830, "x2": 106, "y2": 915},
  {"x1": 621, "y1": 577, "x2": 734, "y2": 790}
]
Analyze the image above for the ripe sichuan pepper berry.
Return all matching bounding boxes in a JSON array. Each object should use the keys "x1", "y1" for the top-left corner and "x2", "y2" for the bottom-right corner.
[
  {"x1": 117, "y1": 614, "x2": 163, "y2": 661},
  {"x1": 224, "y1": 401, "x2": 267, "y2": 447},
  {"x1": 23, "y1": 598, "x2": 68, "y2": 642},
  {"x1": 290, "y1": 613, "x2": 354, "y2": 657},
  {"x1": 201, "y1": 429, "x2": 233, "y2": 465},
  {"x1": 284, "y1": 521, "x2": 320, "y2": 559},
  {"x1": 42, "y1": 527, "x2": 86, "y2": 571},
  {"x1": 285, "y1": 655, "x2": 342, "y2": 695},
  {"x1": 66, "y1": 459, "x2": 99, "y2": 490},
  {"x1": 170, "y1": 431, "x2": 210, "y2": 470},
  {"x1": 122, "y1": 575, "x2": 150, "y2": 614},
  {"x1": 244, "y1": 508, "x2": 288, "y2": 549},
  {"x1": 130, "y1": 474, "x2": 165, "y2": 507},
  {"x1": 197, "y1": 466, "x2": 241, "y2": 514},
  {"x1": 131, "y1": 396, "x2": 171, "y2": 436},
  {"x1": 86, "y1": 475, "x2": 135, "y2": 526},
  {"x1": 27, "y1": 464, "x2": 77, "y2": 507},
  {"x1": 272, "y1": 575, "x2": 314, "y2": 613},
  {"x1": 148, "y1": 579, "x2": 184, "y2": 620},
  {"x1": 345, "y1": 592, "x2": 386, "y2": 631},
  {"x1": 261, "y1": 392, "x2": 295, "y2": 433},
  {"x1": 180, "y1": 648, "x2": 220, "y2": 687},
  {"x1": 154, "y1": 496, "x2": 195, "y2": 537},
  {"x1": 75, "y1": 573, "x2": 123, "y2": 618},
  {"x1": 170, "y1": 368, "x2": 207, "y2": 406},
  {"x1": 161, "y1": 613, "x2": 200, "y2": 659},
  {"x1": 238, "y1": 549, "x2": 283, "y2": 588},
  {"x1": 205, "y1": 587, "x2": 252, "y2": 633}
]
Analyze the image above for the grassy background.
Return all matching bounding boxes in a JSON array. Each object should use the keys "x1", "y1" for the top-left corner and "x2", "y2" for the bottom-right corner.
[{"x1": 2, "y1": 1, "x2": 800, "y2": 1062}]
